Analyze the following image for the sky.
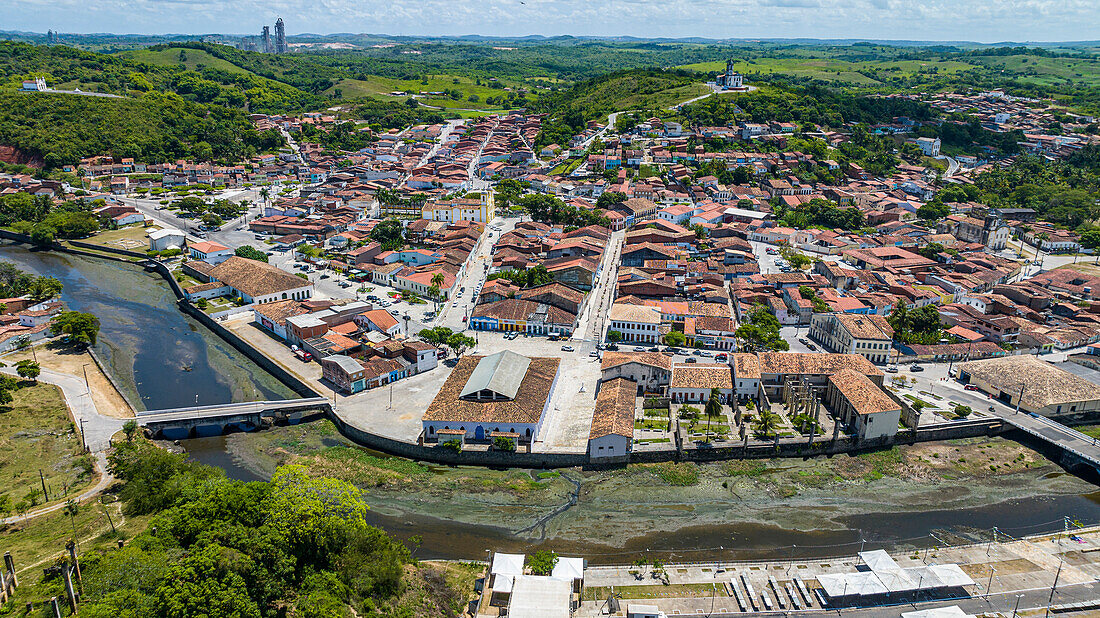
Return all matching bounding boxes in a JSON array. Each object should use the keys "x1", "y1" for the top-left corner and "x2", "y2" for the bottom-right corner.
[{"x1": 3, "y1": 0, "x2": 1099, "y2": 43}]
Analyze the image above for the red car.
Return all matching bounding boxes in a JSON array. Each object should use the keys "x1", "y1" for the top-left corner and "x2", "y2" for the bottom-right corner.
[{"x1": 964, "y1": 384, "x2": 978, "y2": 391}]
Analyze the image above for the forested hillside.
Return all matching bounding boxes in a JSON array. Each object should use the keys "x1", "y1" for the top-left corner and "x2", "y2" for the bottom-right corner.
[
  {"x1": 0, "y1": 92, "x2": 283, "y2": 167},
  {"x1": 531, "y1": 69, "x2": 703, "y2": 146},
  {"x1": 16, "y1": 439, "x2": 478, "y2": 618}
]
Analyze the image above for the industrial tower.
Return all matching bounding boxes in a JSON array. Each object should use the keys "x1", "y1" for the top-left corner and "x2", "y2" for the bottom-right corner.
[{"x1": 275, "y1": 18, "x2": 287, "y2": 54}]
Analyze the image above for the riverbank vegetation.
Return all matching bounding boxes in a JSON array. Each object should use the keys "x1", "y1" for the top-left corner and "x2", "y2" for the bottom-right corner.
[{"x1": 4, "y1": 438, "x2": 480, "y2": 617}]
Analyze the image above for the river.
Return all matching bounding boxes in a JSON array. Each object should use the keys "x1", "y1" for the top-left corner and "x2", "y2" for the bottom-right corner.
[
  {"x1": 8, "y1": 244, "x2": 1100, "y2": 565},
  {"x1": 0, "y1": 243, "x2": 295, "y2": 409}
]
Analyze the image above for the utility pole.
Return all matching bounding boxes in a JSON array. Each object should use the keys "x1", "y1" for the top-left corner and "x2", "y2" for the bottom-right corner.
[
  {"x1": 39, "y1": 469, "x2": 49, "y2": 502},
  {"x1": 1015, "y1": 384, "x2": 1026, "y2": 414},
  {"x1": 1047, "y1": 555, "x2": 1063, "y2": 615}
]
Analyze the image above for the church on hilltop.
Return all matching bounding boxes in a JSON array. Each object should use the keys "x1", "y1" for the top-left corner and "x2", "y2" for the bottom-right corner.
[{"x1": 715, "y1": 59, "x2": 745, "y2": 90}]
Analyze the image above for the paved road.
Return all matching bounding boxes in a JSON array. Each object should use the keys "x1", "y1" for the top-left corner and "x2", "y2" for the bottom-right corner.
[
  {"x1": 943, "y1": 155, "x2": 960, "y2": 178},
  {"x1": 439, "y1": 217, "x2": 518, "y2": 330},
  {"x1": 580, "y1": 229, "x2": 625, "y2": 341}
]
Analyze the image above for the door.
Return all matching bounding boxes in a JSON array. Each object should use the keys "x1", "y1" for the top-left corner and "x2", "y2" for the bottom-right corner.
[{"x1": 475, "y1": 426, "x2": 485, "y2": 441}]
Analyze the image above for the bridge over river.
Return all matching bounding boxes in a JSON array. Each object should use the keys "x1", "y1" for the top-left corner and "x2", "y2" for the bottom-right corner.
[{"x1": 137, "y1": 398, "x2": 330, "y2": 440}]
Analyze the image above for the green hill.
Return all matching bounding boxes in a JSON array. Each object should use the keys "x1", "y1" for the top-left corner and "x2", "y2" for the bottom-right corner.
[{"x1": 0, "y1": 91, "x2": 283, "y2": 167}]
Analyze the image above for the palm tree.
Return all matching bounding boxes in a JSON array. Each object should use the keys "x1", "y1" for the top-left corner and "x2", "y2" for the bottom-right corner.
[
  {"x1": 704, "y1": 388, "x2": 723, "y2": 442},
  {"x1": 259, "y1": 186, "x2": 271, "y2": 208},
  {"x1": 430, "y1": 273, "x2": 446, "y2": 313},
  {"x1": 752, "y1": 408, "x2": 781, "y2": 439}
]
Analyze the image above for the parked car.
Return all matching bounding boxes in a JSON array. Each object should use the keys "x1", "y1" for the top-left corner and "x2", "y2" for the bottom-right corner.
[
  {"x1": 319, "y1": 274, "x2": 329, "y2": 279},
  {"x1": 685, "y1": 357, "x2": 698, "y2": 363},
  {"x1": 910, "y1": 365, "x2": 924, "y2": 372},
  {"x1": 806, "y1": 343, "x2": 817, "y2": 351},
  {"x1": 964, "y1": 384, "x2": 979, "y2": 391},
  {"x1": 589, "y1": 351, "x2": 600, "y2": 358},
  {"x1": 885, "y1": 366, "x2": 899, "y2": 373},
  {"x1": 561, "y1": 345, "x2": 574, "y2": 352}
]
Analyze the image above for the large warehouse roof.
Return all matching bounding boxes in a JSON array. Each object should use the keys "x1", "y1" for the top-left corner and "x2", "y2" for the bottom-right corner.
[{"x1": 958, "y1": 355, "x2": 1100, "y2": 410}]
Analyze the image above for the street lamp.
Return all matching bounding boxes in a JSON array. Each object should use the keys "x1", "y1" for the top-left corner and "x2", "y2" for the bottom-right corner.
[{"x1": 1012, "y1": 593, "x2": 1024, "y2": 617}]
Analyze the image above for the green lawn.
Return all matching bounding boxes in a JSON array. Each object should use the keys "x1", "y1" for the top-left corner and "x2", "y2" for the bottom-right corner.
[{"x1": 0, "y1": 382, "x2": 95, "y2": 515}]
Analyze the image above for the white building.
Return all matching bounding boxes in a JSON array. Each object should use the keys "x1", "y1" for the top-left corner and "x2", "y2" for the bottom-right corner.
[
  {"x1": 668, "y1": 363, "x2": 733, "y2": 404},
  {"x1": 808, "y1": 313, "x2": 894, "y2": 364},
  {"x1": 423, "y1": 351, "x2": 560, "y2": 444},
  {"x1": 913, "y1": 137, "x2": 941, "y2": 157},
  {"x1": 188, "y1": 241, "x2": 234, "y2": 264},
  {"x1": 826, "y1": 369, "x2": 901, "y2": 440},
  {"x1": 588, "y1": 377, "x2": 635, "y2": 460},
  {"x1": 608, "y1": 303, "x2": 661, "y2": 343},
  {"x1": 600, "y1": 351, "x2": 672, "y2": 394},
  {"x1": 148, "y1": 228, "x2": 186, "y2": 252},
  {"x1": 731, "y1": 352, "x2": 761, "y2": 400},
  {"x1": 422, "y1": 192, "x2": 495, "y2": 223}
]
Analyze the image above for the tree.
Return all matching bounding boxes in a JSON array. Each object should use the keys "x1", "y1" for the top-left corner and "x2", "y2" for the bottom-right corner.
[
  {"x1": 752, "y1": 409, "x2": 781, "y2": 439},
  {"x1": 15, "y1": 359, "x2": 40, "y2": 383},
  {"x1": 446, "y1": 333, "x2": 476, "y2": 358},
  {"x1": 663, "y1": 331, "x2": 686, "y2": 347},
  {"x1": 29, "y1": 275, "x2": 63, "y2": 301},
  {"x1": 954, "y1": 404, "x2": 973, "y2": 418},
  {"x1": 369, "y1": 218, "x2": 405, "y2": 251},
  {"x1": 595, "y1": 191, "x2": 627, "y2": 210},
  {"x1": 527, "y1": 550, "x2": 558, "y2": 576},
  {"x1": 51, "y1": 311, "x2": 101, "y2": 346},
  {"x1": 607, "y1": 330, "x2": 623, "y2": 342},
  {"x1": 63, "y1": 498, "x2": 80, "y2": 540},
  {"x1": 678, "y1": 405, "x2": 700, "y2": 422},
  {"x1": 704, "y1": 388, "x2": 723, "y2": 442},
  {"x1": 736, "y1": 305, "x2": 789, "y2": 351},
  {"x1": 418, "y1": 326, "x2": 454, "y2": 347},
  {"x1": 916, "y1": 201, "x2": 950, "y2": 221},
  {"x1": 122, "y1": 420, "x2": 138, "y2": 442},
  {"x1": 234, "y1": 245, "x2": 269, "y2": 263},
  {"x1": 429, "y1": 273, "x2": 446, "y2": 313},
  {"x1": 1081, "y1": 230, "x2": 1100, "y2": 251}
]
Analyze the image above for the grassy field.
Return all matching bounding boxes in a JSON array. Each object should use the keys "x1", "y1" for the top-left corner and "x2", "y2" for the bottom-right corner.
[
  {"x1": 0, "y1": 382, "x2": 95, "y2": 514},
  {"x1": 121, "y1": 47, "x2": 258, "y2": 76},
  {"x1": 682, "y1": 54, "x2": 1100, "y2": 90},
  {"x1": 969, "y1": 54, "x2": 1100, "y2": 87},
  {"x1": 326, "y1": 73, "x2": 522, "y2": 111},
  {"x1": 681, "y1": 57, "x2": 973, "y2": 87},
  {"x1": 79, "y1": 225, "x2": 156, "y2": 253},
  {"x1": 0, "y1": 497, "x2": 151, "y2": 588}
]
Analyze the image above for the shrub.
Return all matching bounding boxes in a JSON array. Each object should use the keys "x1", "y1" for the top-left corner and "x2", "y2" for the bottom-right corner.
[
  {"x1": 442, "y1": 439, "x2": 462, "y2": 453},
  {"x1": 493, "y1": 436, "x2": 516, "y2": 452}
]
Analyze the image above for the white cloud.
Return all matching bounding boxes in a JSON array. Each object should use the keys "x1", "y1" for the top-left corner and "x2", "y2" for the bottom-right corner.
[{"x1": 1, "y1": 0, "x2": 1097, "y2": 42}]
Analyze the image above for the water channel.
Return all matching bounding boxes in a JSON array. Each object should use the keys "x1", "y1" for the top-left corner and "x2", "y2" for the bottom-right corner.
[{"x1": 7, "y1": 244, "x2": 1100, "y2": 564}]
